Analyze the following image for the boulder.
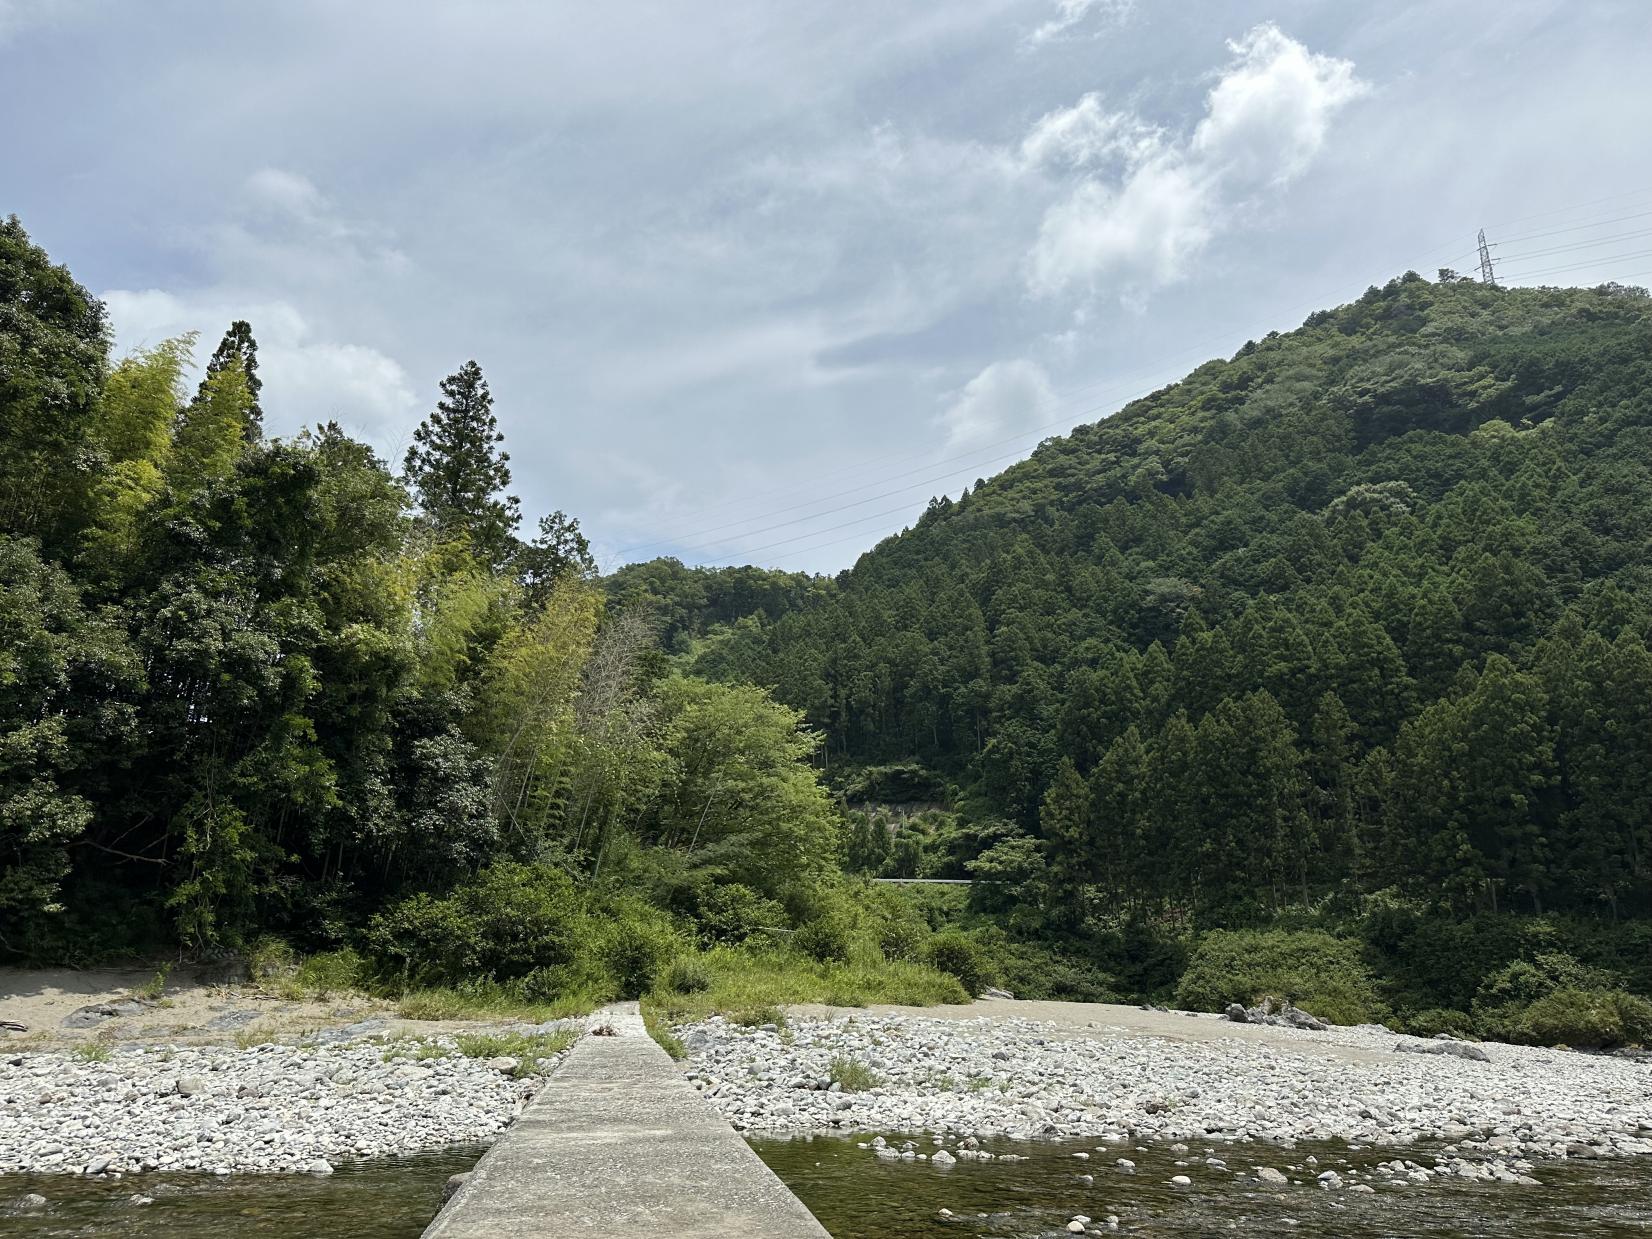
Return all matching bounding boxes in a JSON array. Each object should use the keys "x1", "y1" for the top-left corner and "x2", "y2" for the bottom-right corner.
[
  {"x1": 1395, "y1": 1038, "x2": 1490, "y2": 1063},
  {"x1": 62, "y1": 999, "x2": 152, "y2": 1030}
]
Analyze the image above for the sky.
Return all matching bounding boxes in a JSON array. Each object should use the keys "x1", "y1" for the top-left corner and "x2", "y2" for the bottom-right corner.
[{"x1": 4, "y1": 0, "x2": 1652, "y2": 573}]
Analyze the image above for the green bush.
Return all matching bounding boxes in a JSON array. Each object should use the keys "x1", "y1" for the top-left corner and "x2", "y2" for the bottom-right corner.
[
  {"x1": 986, "y1": 939, "x2": 1121, "y2": 1003},
  {"x1": 1515, "y1": 988, "x2": 1652, "y2": 1049},
  {"x1": 295, "y1": 949, "x2": 365, "y2": 998},
  {"x1": 598, "y1": 900, "x2": 683, "y2": 999},
  {"x1": 365, "y1": 862, "x2": 587, "y2": 985},
  {"x1": 1471, "y1": 952, "x2": 1618, "y2": 1040},
  {"x1": 1174, "y1": 929, "x2": 1382, "y2": 1026},
  {"x1": 924, "y1": 931, "x2": 989, "y2": 997},
  {"x1": 663, "y1": 955, "x2": 712, "y2": 994},
  {"x1": 794, "y1": 914, "x2": 853, "y2": 964},
  {"x1": 1399, "y1": 1007, "x2": 1476, "y2": 1038},
  {"x1": 694, "y1": 883, "x2": 787, "y2": 946},
  {"x1": 828, "y1": 1056, "x2": 881, "y2": 1091},
  {"x1": 1477, "y1": 952, "x2": 1608, "y2": 1009},
  {"x1": 247, "y1": 936, "x2": 297, "y2": 982},
  {"x1": 873, "y1": 903, "x2": 929, "y2": 962}
]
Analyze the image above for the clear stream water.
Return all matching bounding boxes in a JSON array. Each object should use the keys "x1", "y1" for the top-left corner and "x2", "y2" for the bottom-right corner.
[{"x1": 3, "y1": 1135, "x2": 1651, "y2": 1237}]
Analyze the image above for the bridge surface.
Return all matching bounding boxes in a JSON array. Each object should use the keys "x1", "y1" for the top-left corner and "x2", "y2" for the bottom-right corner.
[{"x1": 422, "y1": 1002, "x2": 830, "y2": 1238}]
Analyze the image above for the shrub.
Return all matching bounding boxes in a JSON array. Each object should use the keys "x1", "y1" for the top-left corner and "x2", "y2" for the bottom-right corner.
[
  {"x1": 828, "y1": 1056, "x2": 881, "y2": 1091},
  {"x1": 1399, "y1": 1008, "x2": 1476, "y2": 1038},
  {"x1": 874, "y1": 905, "x2": 929, "y2": 962},
  {"x1": 365, "y1": 862, "x2": 587, "y2": 985},
  {"x1": 295, "y1": 949, "x2": 364, "y2": 998},
  {"x1": 131, "y1": 964, "x2": 170, "y2": 1001},
  {"x1": 694, "y1": 883, "x2": 787, "y2": 946},
  {"x1": 598, "y1": 901, "x2": 683, "y2": 999},
  {"x1": 1472, "y1": 952, "x2": 1617, "y2": 1040},
  {"x1": 924, "y1": 931, "x2": 989, "y2": 998},
  {"x1": 794, "y1": 914, "x2": 853, "y2": 965},
  {"x1": 1174, "y1": 929, "x2": 1382, "y2": 1026},
  {"x1": 1476, "y1": 952, "x2": 1608, "y2": 1010},
  {"x1": 247, "y1": 936, "x2": 297, "y2": 982},
  {"x1": 1515, "y1": 989, "x2": 1652, "y2": 1049},
  {"x1": 987, "y1": 940, "x2": 1121, "y2": 1003},
  {"x1": 663, "y1": 955, "x2": 712, "y2": 994}
]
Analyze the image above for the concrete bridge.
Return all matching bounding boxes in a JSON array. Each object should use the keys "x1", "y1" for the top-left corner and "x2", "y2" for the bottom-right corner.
[{"x1": 423, "y1": 1002, "x2": 829, "y2": 1238}]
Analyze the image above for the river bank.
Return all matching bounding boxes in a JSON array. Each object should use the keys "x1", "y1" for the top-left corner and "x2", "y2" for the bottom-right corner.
[
  {"x1": 677, "y1": 1001, "x2": 1652, "y2": 1166},
  {"x1": 0, "y1": 1028, "x2": 573, "y2": 1176}
]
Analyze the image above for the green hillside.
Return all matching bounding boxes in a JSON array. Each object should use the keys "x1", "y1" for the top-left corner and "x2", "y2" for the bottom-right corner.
[{"x1": 673, "y1": 273, "x2": 1652, "y2": 944}]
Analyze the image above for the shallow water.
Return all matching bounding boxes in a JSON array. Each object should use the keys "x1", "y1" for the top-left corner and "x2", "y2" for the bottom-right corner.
[
  {"x1": 0, "y1": 1147, "x2": 480, "y2": 1238},
  {"x1": 751, "y1": 1132, "x2": 1652, "y2": 1238},
  {"x1": 4, "y1": 1135, "x2": 1650, "y2": 1237}
]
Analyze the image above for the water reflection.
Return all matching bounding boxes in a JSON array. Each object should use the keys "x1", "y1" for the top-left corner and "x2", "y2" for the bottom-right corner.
[{"x1": 751, "y1": 1131, "x2": 1652, "y2": 1238}]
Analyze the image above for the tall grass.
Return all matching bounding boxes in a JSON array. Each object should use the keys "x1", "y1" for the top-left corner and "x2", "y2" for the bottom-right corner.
[
  {"x1": 395, "y1": 984, "x2": 601, "y2": 1023},
  {"x1": 643, "y1": 940, "x2": 968, "y2": 1029}
]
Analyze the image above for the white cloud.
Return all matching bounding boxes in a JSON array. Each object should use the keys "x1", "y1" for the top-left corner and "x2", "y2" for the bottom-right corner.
[
  {"x1": 1192, "y1": 25, "x2": 1368, "y2": 185},
  {"x1": 937, "y1": 359, "x2": 1058, "y2": 449},
  {"x1": 244, "y1": 168, "x2": 329, "y2": 221},
  {"x1": 1020, "y1": 92, "x2": 1159, "y2": 170},
  {"x1": 1024, "y1": 0, "x2": 1135, "y2": 50},
  {"x1": 101, "y1": 288, "x2": 418, "y2": 439},
  {"x1": 1025, "y1": 24, "x2": 1366, "y2": 297}
]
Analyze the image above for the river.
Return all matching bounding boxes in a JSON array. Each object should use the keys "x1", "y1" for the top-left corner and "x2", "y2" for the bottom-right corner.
[{"x1": 4, "y1": 1135, "x2": 1651, "y2": 1236}]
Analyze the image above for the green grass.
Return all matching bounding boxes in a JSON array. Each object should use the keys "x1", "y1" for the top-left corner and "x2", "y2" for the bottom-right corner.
[
  {"x1": 130, "y1": 964, "x2": 170, "y2": 1002},
  {"x1": 730, "y1": 1004, "x2": 788, "y2": 1029},
  {"x1": 72, "y1": 1040, "x2": 112, "y2": 1062},
  {"x1": 232, "y1": 1026, "x2": 272, "y2": 1049},
  {"x1": 380, "y1": 1039, "x2": 456, "y2": 1063},
  {"x1": 395, "y1": 984, "x2": 600, "y2": 1023},
  {"x1": 448, "y1": 1029, "x2": 577, "y2": 1077},
  {"x1": 827, "y1": 1056, "x2": 881, "y2": 1092},
  {"x1": 642, "y1": 941, "x2": 969, "y2": 1029}
]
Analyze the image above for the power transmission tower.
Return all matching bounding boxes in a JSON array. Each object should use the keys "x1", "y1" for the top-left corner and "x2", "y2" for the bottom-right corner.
[{"x1": 1477, "y1": 229, "x2": 1498, "y2": 286}]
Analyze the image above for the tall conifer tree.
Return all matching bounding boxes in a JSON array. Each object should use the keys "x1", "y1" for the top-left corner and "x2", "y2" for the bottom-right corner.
[
  {"x1": 403, "y1": 360, "x2": 521, "y2": 565},
  {"x1": 199, "y1": 320, "x2": 263, "y2": 440}
]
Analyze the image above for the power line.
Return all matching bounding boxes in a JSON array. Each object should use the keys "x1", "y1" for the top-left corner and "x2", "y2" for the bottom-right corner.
[
  {"x1": 1494, "y1": 226, "x2": 1652, "y2": 264},
  {"x1": 1500, "y1": 246, "x2": 1652, "y2": 280},
  {"x1": 1495, "y1": 208, "x2": 1652, "y2": 248}
]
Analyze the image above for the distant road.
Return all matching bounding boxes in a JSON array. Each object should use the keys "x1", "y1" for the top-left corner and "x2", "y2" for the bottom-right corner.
[{"x1": 870, "y1": 877, "x2": 972, "y2": 885}]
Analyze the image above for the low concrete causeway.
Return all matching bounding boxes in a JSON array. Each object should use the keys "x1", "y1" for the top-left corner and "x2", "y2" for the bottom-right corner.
[{"x1": 423, "y1": 1002, "x2": 830, "y2": 1238}]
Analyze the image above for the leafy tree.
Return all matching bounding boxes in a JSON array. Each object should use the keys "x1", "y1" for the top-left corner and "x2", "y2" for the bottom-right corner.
[{"x1": 0, "y1": 216, "x2": 108, "y2": 547}]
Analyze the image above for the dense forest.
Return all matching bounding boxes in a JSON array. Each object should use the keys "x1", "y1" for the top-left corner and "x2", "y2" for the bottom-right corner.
[
  {"x1": 7, "y1": 214, "x2": 1652, "y2": 1043},
  {"x1": 625, "y1": 272, "x2": 1652, "y2": 1036},
  {"x1": 0, "y1": 216, "x2": 901, "y2": 1011}
]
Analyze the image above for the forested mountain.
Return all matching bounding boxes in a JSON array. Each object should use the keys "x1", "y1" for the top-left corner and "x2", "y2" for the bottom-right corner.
[
  {"x1": 676, "y1": 273, "x2": 1652, "y2": 926},
  {"x1": 8, "y1": 212, "x2": 1652, "y2": 1035}
]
